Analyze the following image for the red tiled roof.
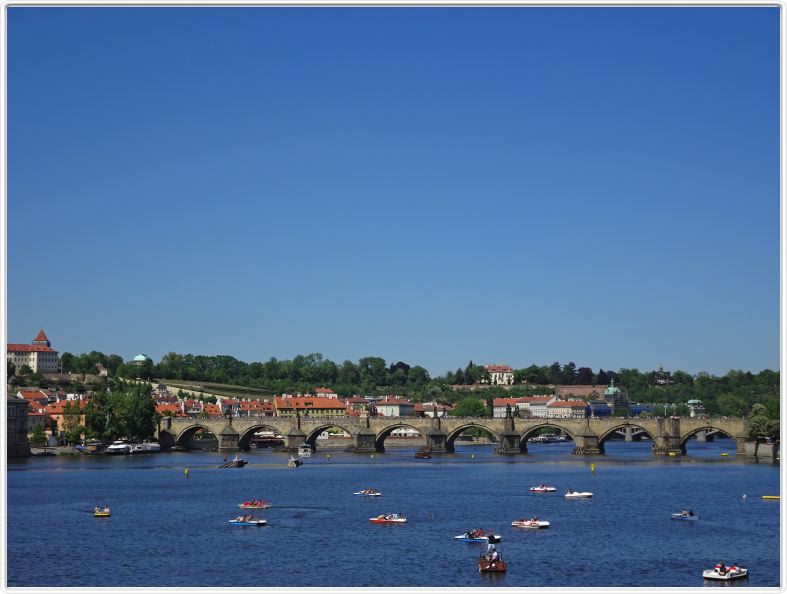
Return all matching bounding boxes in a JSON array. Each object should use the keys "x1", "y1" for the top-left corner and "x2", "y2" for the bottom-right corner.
[
  {"x1": 34, "y1": 330, "x2": 49, "y2": 342},
  {"x1": 44, "y1": 400, "x2": 87, "y2": 415},
  {"x1": 203, "y1": 403, "x2": 222, "y2": 416},
  {"x1": 7, "y1": 344, "x2": 57, "y2": 353},
  {"x1": 274, "y1": 396, "x2": 347, "y2": 410},
  {"x1": 547, "y1": 400, "x2": 587, "y2": 408},
  {"x1": 19, "y1": 389, "x2": 49, "y2": 401},
  {"x1": 346, "y1": 397, "x2": 367, "y2": 404},
  {"x1": 156, "y1": 403, "x2": 182, "y2": 415},
  {"x1": 485, "y1": 365, "x2": 514, "y2": 373},
  {"x1": 314, "y1": 387, "x2": 335, "y2": 394}
]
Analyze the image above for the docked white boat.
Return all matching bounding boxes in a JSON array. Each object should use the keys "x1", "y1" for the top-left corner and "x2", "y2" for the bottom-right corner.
[
  {"x1": 298, "y1": 444, "x2": 313, "y2": 457},
  {"x1": 106, "y1": 440, "x2": 132, "y2": 455},
  {"x1": 511, "y1": 519, "x2": 550, "y2": 529},
  {"x1": 703, "y1": 564, "x2": 747, "y2": 581},
  {"x1": 529, "y1": 485, "x2": 556, "y2": 493},
  {"x1": 131, "y1": 442, "x2": 161, "y2": 454},
  {"x1": 564, "y1": 490, "x2": 593, "y2": 498}
]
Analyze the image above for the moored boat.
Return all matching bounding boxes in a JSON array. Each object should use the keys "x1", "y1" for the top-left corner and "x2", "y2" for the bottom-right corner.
[
  {"x1": 511, "y1": 518, "x2": 550, "y2": 529},
  {"x1": 703, "y1": 563, "x2": 747, "y2": 581},
  {"x1": 298, "y1": 444, "x2": 313, "y2": 457},
  {"x1": 106, "y1": 440, "x2": 132, "y2": 455},
  {"x1": 131, "y1": 442, "x2": 161, "y2": 454},
  {"x1": 369, "y1": 514, "x2": 406, "y2": 524}
]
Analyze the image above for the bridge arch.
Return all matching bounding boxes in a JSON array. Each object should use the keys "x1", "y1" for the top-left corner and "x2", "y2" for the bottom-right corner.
[
  {"x1": 521, "y1": 423, "x2": 579, "y2": 450},
  {"x1": 237, "y1": 423, "x2": 287, "y2": 451},
  {"x1": 374, "y1": 423, "x2": 426, "y2": 452},
  {"x1": 680, "y1": 425, "x2": 736, "y2": 451},
  {"x1": 172, "y1": 423, "x2": 219, "y2": 449},
  {"x1": 303, "y1": 422, "x2": 357, "y2": 452},
  {"x1": 446, "y1": 422, "x2": 500, "y2": 451},
  {"x1": 597, "y1": 423, "x2": 658, "y2": 451}
]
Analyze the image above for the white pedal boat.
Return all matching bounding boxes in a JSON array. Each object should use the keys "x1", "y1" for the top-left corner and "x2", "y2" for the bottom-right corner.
[
  {"x1": 354, "y1": 490, "x2": 382, "y2": 497},
  {"x1": 671, "y1": 512, "x2": 698, "y2": 521},
  {"x1": 564, "y1": 491, "x2": 593, "y2": 498},
  {"x1": 703, "y1": 564, "x2": 747, "y2": 581},
  {"x1": 529, "y1": 485, "x2": 556, "y2": 493},
  {"x1": 511, "y1": 519, "x2": 550, "y2": 529}
]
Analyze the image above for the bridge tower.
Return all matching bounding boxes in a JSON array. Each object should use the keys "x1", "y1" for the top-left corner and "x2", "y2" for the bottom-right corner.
[{"x1": 426, "y1": 406, "x2": 449, "y2": 453}]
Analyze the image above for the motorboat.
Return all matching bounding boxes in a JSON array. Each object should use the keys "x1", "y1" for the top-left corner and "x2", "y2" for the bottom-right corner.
[
  {"x1": 454, "y1": 530, "x2": 502, "y2": 543},
  {"x1": 220, "y1": 456, "x2": 247, "y2": 468},
  {"x1": 131, "y1": 442, "x2": 161, "y2": 454},
  {"x1": 354, "y1": 489, "x2": 382, "y2": 496},
  {"x1": 671, "y1": 511, "x2": 698, "y2": 521},
  {"x1": 478, "y1": 549, "x2": 507, "y2": 573},
  {"x1": 511, "y1": 519, "x2": 550, "y2": 529},
  {"x1": 565, "y1": 490, "x2": 593, "y2": 498},
  {"x1": 288, "y1": 456, "x2": 303, "y2": 468},
  {"x1": 238, "y1": 500, "x2": 271, "y2": 509},
  {"x1": 106, "y1": 440, "x2": 132, "y2": 455},
  {"x1": 703, "y1": 564, "x2": 747, "y2": 581},
  {"x1": 75, "y1": 440, "x2": 104, "y2": 454},
  {"x1": 529, "y1": 485, "x2": 556, "y2": 493},
  {"x1": 298, "y1": 444, "x2": 313, "y2": 457},
  {"x1": 229, "y1": 516, "x2": 267, "y2": 526},
  {"x1": 369, "y1": 514, "x2": 407, "y2": 524}
]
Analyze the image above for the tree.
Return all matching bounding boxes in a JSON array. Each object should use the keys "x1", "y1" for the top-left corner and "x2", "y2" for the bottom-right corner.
[
  {"x1": 62, "y1": 401, "x2": 85, "y2": 444},
  {"x1": 7, "y1": 361, "x2": 15, "y2": 377},
  {"x1": 19, "y1": 364, "x2": 33, "y2": 376},
  {"x1": 717, "y1": 393, "x2": 747, "y2": 417},
  {"x1": 449, "y1": 397, "x2": 488, "y2": 417},
  {"x1": 29, "y1": 424, "x2": 46, "y2": 447},
  {"x1": 576, "y1": 367, "x2": 594, "y2": 385}
]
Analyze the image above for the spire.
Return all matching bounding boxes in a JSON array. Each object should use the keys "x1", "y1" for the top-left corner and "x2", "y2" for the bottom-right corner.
[{"x1": 32, "y1": 330, "x2": 50, "y2": 347}]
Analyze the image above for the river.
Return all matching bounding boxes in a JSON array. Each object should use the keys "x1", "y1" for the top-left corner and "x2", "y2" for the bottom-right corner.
[{"x1": 6, "y1": 439, "x2": 780, "y2": 588}]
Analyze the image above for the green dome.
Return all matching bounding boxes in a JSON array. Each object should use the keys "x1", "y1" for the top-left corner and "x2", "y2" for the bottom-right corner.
[{"x1": 132, "y1": 353, "x2": 151, "y2": 362}]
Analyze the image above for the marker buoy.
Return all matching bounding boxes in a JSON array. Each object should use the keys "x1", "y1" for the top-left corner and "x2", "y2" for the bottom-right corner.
[{"x1": 590, "y1": 463, "x2": 596, "y2": 473}]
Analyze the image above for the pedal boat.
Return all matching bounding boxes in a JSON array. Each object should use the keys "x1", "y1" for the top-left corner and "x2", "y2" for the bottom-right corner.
[
  {"x1": 369, "y1": 514, "x2": 406, "y2": 524},
  {"x1": 454, "y1": 531, "x2": 502, "y2": 542},
  {"x1": 511, "y1": 519, "x2": 550, "y2": 529},
  {"x1": 529, "y1": 485, "x2": 556, "y2": 493},
  {"x1": 703, "y1": 564, "x2": 747, "y2": 581}
]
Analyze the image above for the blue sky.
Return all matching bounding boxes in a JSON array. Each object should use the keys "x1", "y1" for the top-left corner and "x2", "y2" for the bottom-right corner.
[{"x1": 7, "y1": 7, "x2": 779, "y2": 377}]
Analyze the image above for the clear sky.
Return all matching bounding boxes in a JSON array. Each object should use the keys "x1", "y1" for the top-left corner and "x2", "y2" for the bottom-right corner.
[{"x1": 7, "y1": 6, "x2": 779, "y2": 377}]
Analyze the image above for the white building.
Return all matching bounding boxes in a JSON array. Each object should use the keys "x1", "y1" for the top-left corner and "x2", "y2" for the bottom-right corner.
[
  {"x1": 7, "y1": 330, "x2": 60, "y2": 374},
  {"x1": 484, "y1": 364, "x2": 514, "y2": 386},
  {"x1": 374, "y1": 397, "x2": 416, "y2": 417}
]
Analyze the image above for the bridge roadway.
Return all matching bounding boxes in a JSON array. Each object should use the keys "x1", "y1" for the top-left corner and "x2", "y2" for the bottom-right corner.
[{"x1": 158, "y1": 413, "x2": 749, "y2": 456}]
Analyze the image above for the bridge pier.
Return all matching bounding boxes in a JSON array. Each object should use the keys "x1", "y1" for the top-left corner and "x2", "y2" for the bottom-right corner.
[
  {"x1": 427, "y1": 429, "x2": 449, "y2": 453},
  {"x1": 625, "y1": 426, "x2": 634, "y2": 442},
  {"x1": 354, "y1": 427, "x2": 378, "y2": 453},
  {"x1": 285, "y1": 429, "x2": 306, "y2": 452},
  {"x1": 497, "y1": 430, "x2": 521, "y2": 455},
  {"x1": 696, "y1": 430, "x2": 707, "y2": 442},
  {"x1": 218, "y1": 424, "x2": 239, "y2": 452},
  {"x1": 572, "y1": 432, "x2": 603, "y2": 455}
]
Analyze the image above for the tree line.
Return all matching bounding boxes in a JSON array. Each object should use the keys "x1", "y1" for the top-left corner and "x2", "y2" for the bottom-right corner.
[{"x1": 18, "y1": 350, "x2": 779, "y2": 419}]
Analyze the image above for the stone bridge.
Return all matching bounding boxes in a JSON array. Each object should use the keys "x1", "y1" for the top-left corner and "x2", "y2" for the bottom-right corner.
[{"x1": 157, "y1": 413, "x2": 749, "y2": 456}]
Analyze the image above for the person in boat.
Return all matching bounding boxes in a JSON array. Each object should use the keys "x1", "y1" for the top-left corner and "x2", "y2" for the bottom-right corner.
[
  {"x1": 95, "y1": 506, "x2": 100, "y2": 513},
  {"x1": 717, "y1": 562, "x2": 727, "y2": 575},
  {"x1": 567, "y1": 488, "x2": 574, "y2": 494},
  {"x1": 531, "y1": 516, "x2": 538, "y2": 522},
  {"x1": 103, "y1": 506, "x2": 110, "y2": 514}
]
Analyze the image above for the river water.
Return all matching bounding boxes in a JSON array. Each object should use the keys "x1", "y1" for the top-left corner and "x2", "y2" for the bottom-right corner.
[{"x1": 6, "y1": 439, "x2": 780, "y2": 588}]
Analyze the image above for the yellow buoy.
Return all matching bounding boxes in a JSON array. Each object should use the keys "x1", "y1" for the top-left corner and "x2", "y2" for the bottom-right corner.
[
  {"x1": 590, "y1": 463, "x2": 596, "y2": 473},
  {"x1": 471, "y1": 454, "x2": 475, "y2": 459},
  {"x1": 185, "y1": 467, "x2": 190, "y2": 479}
]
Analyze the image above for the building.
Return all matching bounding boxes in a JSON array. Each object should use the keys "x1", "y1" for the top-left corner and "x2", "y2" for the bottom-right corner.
[
  {"x1": 345, "y1": 396, "x2": 370, "y2": 414},
  {"x1": 7, "y1": 394, "x2": 31, "y2": 457},
  {"x1": 520, "y1": 396, "x2": 556, "y2": 418},
  {"x1": 414, "y1": 402, "x2": 453, "y2": 418},
  {"x1": 553, "y1": 385, "x2": 607, "y2": 400},
  {"x1": 274, "y1": 395, "x2": 348, "y2": 417},
  {"x1": 588, "y1": 399, "x2": 612, "y2": 418},
  {"x1": 44, "y1": 399, "x2": 88, "y2": 439},
  {"x1": 313, "y1": 387, "x2": 338, "y2": 399},
  {"x1": 546, "y1": 400, "x2": 589, "y2": 419},
  {"x1": 687, "y1": 399, "x2": 706, "y2": 418},
  {"x1": 7, "y1": 330, "x2": 60, "y2": 374},
  {"x1": 237, "y1": 399, "x2": 276, "y2": 418},
  {"x1": 603, "y1": 379, "x2": 629, "y2": 413},
  {"x1": 492, "y1": 398, "x2": 524, "y2": 418},
  {"x1": 373, "y1": 397, "x2": 416, "y2": 417},
  {"x1": 484, "y1": 364, "x2": 514, "y2": 386},
  {"x1": 131, "y1": 353, "x2": 152, "y2": 366}
]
